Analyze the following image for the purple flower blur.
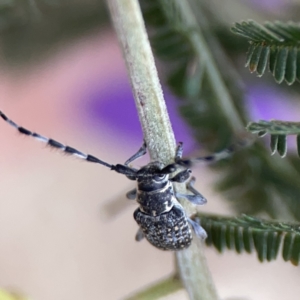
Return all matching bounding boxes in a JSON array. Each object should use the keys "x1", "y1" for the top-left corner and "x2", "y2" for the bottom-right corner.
[
  {"x1": 85, "y1": 75, "x2": 197, "y2": 154},
  {"x1": 247, "y1": 0, "x2": 286, "y2": 12},
  {"x1": 246, "y1": 84, "x2": 299, "y2": 121}
]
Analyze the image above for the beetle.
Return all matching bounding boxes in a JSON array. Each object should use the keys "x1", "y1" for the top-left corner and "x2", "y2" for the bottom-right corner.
[{"x1": 0, "y1": 110, "x2": 234, "y2": 250}]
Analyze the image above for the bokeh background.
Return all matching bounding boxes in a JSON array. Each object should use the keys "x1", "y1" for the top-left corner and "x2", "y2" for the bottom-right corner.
[{"x1": 0, "y1": 1, "x2": 300, "y2": 299}]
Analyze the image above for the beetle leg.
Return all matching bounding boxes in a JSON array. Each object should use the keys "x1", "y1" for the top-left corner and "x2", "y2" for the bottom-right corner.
[
  {"x1": 176, "y1": 193, "x2": 207, "y2": 205},
  {"x1": 170, "y1": 169, "x2": 191, "y2": 183},
  {"x1": 124, "y1": 140, "x2": 147, "y2": 166},
  {"x1": 176, "y1": 177, "x2": 207, "y2": 205},
  {"x1": 188, "y1": 218, "x2": 207, "y2": 239},
  {"x1": 135, "y1": 227, "x2": 145, "y2": 241},
  {"x1": 186, "y1": 177, "x2": 206, "y2": 202},
  {"x1": 175, "y1": 141, "x2": 184, "y2": 161},
  {"x1": 126, "y1": 188, "x2": 137, "y2": 200}
]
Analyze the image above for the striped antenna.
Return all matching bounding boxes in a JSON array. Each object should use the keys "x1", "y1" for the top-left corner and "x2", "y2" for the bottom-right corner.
[
  {"x1": 175, "y1": 138, "x2": 252, "y2": 167},
  {"x1": 0, "y1": 111, "x2": 113, "y2": 169}
]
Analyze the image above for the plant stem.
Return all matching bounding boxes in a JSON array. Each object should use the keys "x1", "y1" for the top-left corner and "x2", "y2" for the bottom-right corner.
[
  {"x1": 124, "y1": 274, "x2": 183, "y2": 300},
  {"x1": 176, "y1": 0, "x2": 245, "y2": 133},
  {"x1": 106, "y1": 0, "x2": 175, "y2": 165},
  {"x1": 106, "y1": 0, "x2": 219, "y2": 299}
]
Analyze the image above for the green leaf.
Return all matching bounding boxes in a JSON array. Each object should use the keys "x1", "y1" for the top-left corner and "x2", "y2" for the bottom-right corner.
[
  {"x1": 256, "y1": 46, "x2": 270, "y2": 76},
  {"x1": 291, "y1": 235, "x2": 300, "y2": 266},
  {"x1": 248, "y1": 44, "x2": 263, "y2": 72},
  {"x1": 247, "y1": 120, "x2": 300, "y2": 135},
  {"x1": 297, "y1": 135, "x2": 300, "y2": 157},
  {"x1": 199, "y1": 213, "x2": 300, "y2": 265},
  {"x1": 297, "y1": 50, "x2": 300, "y2": 80},
  {"x1": 285, "y1": 47, "x2": 297, "y2": 84},
  {"x1": 242, "y1": 227, "x2": 253, "y2": 253},
  {"x1": 247, "y1": 120, "x2": 300, "y2": 157},
  {"x1": 269, "y1": 46, "x2": 279, "y2": 73},
  {"x1": 282, "y1": 233, "x2": 294, "y2": 261},
  {"x1": 234, "y1": 226, "x2": 244, "y2": 254},
  {"x1": 232, "y1": 20, "x2": 300, "y2": 84},
  {"x1": 270, "y1": 134, "x2": 278, "y2": 154},
  {"x1": 274, "y1": 47, "x2": 289, "y2": 83},
  {"x1": 253, "y1": 230, "x2": 267, "y2": 262},
  {"x1": 277, "y1": 135, "x2": 287, "y2": 157}
]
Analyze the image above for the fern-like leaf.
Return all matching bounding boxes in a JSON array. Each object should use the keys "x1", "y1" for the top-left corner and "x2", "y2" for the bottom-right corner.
[
  {"x1": 199, "y1": 213, "x2": 300, "y2": 265},
  {"x1": 247, "y1": 120, "x2": 300, "y2": 157},
  {"x1": 232, "y1": 20, "x2": 300, "y2": 85},
  {"x1": 140, "y1": 1, "x2": 300, "y2": 221}
]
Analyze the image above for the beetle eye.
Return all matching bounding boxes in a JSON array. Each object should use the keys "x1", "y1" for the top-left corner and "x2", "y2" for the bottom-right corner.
[{"x1": 154, "y1": 174, "x2": 166, "y2": 181}]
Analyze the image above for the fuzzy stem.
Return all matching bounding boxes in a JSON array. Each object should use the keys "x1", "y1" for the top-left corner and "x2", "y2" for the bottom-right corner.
[
  {"x1": 107, "y1": 0, "x2": 175, "y2": 165},
  {"x1": 106, "y1": 0, "x2": 219, "y2": 299}
]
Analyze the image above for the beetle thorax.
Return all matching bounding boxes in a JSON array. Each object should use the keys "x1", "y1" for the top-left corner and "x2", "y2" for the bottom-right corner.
[{"x1": 137, "y1": 175, "x2": 176, "y2": 216}]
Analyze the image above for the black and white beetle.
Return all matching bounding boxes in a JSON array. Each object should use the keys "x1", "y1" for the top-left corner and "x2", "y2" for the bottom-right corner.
[{"x1": 0, "y1": 110, "x2": 234, "y2": 250}]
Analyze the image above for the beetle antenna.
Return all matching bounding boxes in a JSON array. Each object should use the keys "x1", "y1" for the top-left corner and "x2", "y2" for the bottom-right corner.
[{"x1": 0, "y1": 111, "x2": 113, "y2": 169}]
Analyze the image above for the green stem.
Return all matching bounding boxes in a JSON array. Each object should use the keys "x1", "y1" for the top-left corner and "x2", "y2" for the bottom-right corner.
[
  {"x1": 106, "y1": 0, "x2": 219, "y2": 299},
  {"x1": 173, "y1": 0, "x2": 245, "y2": 133},
  {"x1": 124, "y1": 275, "x2": 183, "y2": 300},
  {"x1": 107, "y1": 0, "x2": 175, "y2": 165}
]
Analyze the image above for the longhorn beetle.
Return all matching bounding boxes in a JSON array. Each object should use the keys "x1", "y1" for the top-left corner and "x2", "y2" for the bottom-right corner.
[{"x1": 0, "y1": 110, "x2": 235, "y2": 250}]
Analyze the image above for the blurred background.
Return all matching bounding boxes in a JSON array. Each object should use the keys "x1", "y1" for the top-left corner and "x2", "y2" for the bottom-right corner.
[{"x1": 0, "y1": 1, "x2": 300, "y2": 299}]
